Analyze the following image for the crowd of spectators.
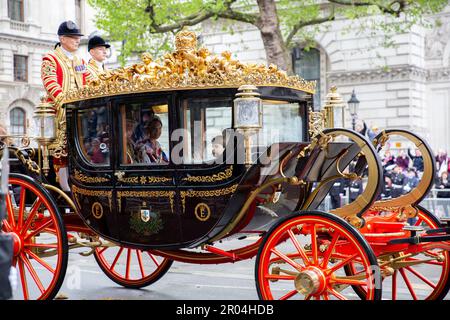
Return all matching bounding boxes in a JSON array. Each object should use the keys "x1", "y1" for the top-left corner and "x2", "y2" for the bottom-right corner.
[{"x1": 328, "y1": 120, "x2": 450, "y2": 210}]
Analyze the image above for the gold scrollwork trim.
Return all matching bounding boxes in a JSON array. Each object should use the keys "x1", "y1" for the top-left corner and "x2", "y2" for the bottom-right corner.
[
  {"x1": 14, "y1": 149, "x2": 41, "y2": 175},
  {"x1": 117, "y1": 190, "x2": 175, "y2": 213},
  {"x1": 181, "y1": 184, "x2": 238, "y2": 213},
  {"x1": 74, "y1": 170, "x2": 110, "y2": 184},
  {"x1": 71, "y1": 185, "x2": 113, "y2": 209},
  {"x1": 117, "y1": 175, "x2": 171, "y2": 184},
  {"x1": 182, "y1": 166, "x2": 233, "y2": 183}
]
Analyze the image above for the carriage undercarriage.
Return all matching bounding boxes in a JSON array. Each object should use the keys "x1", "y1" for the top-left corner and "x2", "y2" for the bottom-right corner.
[{"x1": 2, "y1": 126, "x2": 449, "y2": 300}]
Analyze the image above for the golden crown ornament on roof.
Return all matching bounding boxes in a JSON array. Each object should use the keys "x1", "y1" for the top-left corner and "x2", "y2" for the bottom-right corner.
[{"x1": 63, "y1": 29, "x2": 316, "y2": 103}]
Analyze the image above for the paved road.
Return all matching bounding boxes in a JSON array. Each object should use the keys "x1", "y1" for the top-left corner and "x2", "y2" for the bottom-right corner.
[{"x1": 9, "y1": 237, "x2": 450, "y2": 300}]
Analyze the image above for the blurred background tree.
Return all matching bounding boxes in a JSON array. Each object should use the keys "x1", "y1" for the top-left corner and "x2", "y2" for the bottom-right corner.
[{"x1": 88, "y1": 0, "x2": 448, "y2": 72}]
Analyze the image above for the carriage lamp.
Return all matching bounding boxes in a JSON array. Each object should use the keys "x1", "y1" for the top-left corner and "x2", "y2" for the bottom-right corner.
[
  {"x1": 347, "y1": 89, "x2": 360, "y2": 131},
  {"x1": 323, "y1": 86, "x2": 346, "y2": 129},
  {"x1": 34, "y1": 98, "x2": 57, "y2": 176},
  {"x1": 233, "y1": 85, "x2": 263, "y2": 166}
]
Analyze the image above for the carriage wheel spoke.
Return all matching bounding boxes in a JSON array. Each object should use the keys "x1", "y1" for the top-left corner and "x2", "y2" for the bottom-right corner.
[
  {"x1": 328, "y1": 288, "x2": 347, "y2": 300},
  {"x1": 264, "y1": 274, "x2": 296, "y2": 281},
  {"x1": 304, "y1": 294, "x2": 312, "y2": 300},
  {"x1": 270, "y1": 248, "x2": 304, "y2": 272},
  {"x1": 392, "y1": 270, "x2": 397, "y2": 300},
  {"x1": 125, "y1": 249, "x2": 131, "y2": 280},
  {"x1": 310, "y1": 224, "x2": 318, "y2": 265},
  {"x1": 18, "y1": 187, "x2": 27, "y2": 230},
  {"x1": 21, "y1": 198, "x2": 42, "y2": 236},
  {"x1": 20, "y1": 253, "x2": 45, "y2": 294},
  {"x1": 24, "y1": 219, "x2": 54, "y2": 240},
  {"x1": 17, "y1": 258, "x2": 29, "y2": 300},
  {"x1": 414, "y1": 218, "x2": 423, "y2": 227},
  {"x1": 136, "y1": 250, "x2": 146, "y2": 278},
  {"x1": 279, "y1": 290, "x2": 298, "y2": 300},
  {"x1": 287, "y1": 229, "x2": 310, "y2": 266},
  {"x1": 110, "y1": 247, "x2": 124, "y2": 271},
  {"x1": 147, "y1": 252, "x2": 160, "y2": 267},
  {"x1": 327, "y1": 253, "x2": 358, "y2": 274},
  {"x1": 98, "y1": 246, "x2": 108, "y2": 255},
  {"x1": 6, "y1": 193, "x2": 16, "y2": 230},
  {"x1": 323, "y1": 292, "x2": 330, "y2": 300},
  {"x1": 2, "y1": 219, "x2": 13, "y2": 232},
  {"x1": 24, "y1": 249, "x2": 55, "y2": 274},
  {"x1": 405, "y1": 266, "x2": 436, "y2": 289},
  {"x1": 321, "y1": 234, "x2": 340, "y2": 268},
  {"x1": 399, "y1": 268, "x2": 418, "y2": 300}
]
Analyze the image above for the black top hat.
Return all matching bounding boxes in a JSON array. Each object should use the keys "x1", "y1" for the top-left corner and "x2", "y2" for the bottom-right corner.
[
  {"x1": 88, "y1": 36, "x2": 111, "y2": 51},
  {"x1": 57, "y1": 20, "x2": 84, "y2": 36}
]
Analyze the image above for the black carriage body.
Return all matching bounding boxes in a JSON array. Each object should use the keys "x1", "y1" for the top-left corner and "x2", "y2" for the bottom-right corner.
[{"x1": 65, "y1": 87, "x2": 357, "y2": 250}]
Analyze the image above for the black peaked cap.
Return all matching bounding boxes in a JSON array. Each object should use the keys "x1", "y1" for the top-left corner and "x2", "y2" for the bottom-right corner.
[{"x1": 88, "y1": 36, "x2": 111, "y2": 51}]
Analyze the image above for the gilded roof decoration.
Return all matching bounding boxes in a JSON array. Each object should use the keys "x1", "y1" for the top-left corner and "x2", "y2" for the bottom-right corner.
[{"x1": 63, "y1": 29, "x2": 316, "y2": 103}]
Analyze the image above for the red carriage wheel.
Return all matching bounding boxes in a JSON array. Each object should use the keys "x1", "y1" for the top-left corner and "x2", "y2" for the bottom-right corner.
[
  {"x1": 94, "y1": 245, "x2": 172, "y2": 289},
  {"x1": 347, "y1": 206, "x2": 450, "y2": 300},
  {"x1": 255, "y1": 211, "x2": 381, "y2": 300},
  {"x1": 1, "y1": 174, "x2": 68, "y2": 300}
]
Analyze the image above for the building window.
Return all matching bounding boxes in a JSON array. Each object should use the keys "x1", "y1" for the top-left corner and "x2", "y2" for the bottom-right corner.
[
  {"x1": 293, "y1": 48, "x2": 321, "y2": 109},
  {"x1": 75, "y1": 0, "x2": 83, "y2": 31},
  {"x1": 8, "y1": 0, "x2": 24, "y2": 22},
  {"x1": 10, "y1": 107, "x2": 26, "y2": 136},
  {"x1": 14, "y1": 55, "x2": 28, "y2": 82}
]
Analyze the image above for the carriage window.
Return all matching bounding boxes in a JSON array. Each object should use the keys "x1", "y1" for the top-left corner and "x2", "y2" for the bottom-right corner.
[
  {"x1": 77, "y1": 106, "x2": 110, "y2": 166},
  {"x1": 119, "y1": 101, "x2": 169, "y2": 165},
  {"x1": 257, "y1": 100, "x2": 304, "y2": 145},
  {"x1": 180, "y1": 98, "x2": 232, "y2": 164}
]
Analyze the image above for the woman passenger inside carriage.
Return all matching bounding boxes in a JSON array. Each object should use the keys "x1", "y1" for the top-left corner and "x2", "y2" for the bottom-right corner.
[{"x1": 136, "y1": 116, "x2": 168, "y2": 164}]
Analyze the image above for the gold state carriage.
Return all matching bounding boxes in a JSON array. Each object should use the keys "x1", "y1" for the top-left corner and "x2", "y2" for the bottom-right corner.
[{"x1": 0, "y1": 29, "x2": 449, "y2": 300}]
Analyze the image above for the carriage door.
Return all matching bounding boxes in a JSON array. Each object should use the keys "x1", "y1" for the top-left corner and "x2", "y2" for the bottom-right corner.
[
  {"x1": 175, "y1": 95, "x2": 238, "y2": 244},
  {"x1": 113, "y1": 96, "x2": 183, "y2": 247},
  {"x1": 70, "y1": 102, "x2": 118, "y2": 240}
]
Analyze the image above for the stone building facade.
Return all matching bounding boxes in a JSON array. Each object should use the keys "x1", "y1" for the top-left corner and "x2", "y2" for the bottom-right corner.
[
  {"x1": 200, "y1": 7, "x2": 450, "y2": 153},
  {"x1": 0, "y1": 0, "x2": 97, "y2": 138},
  {"x1": 1, "y1": 1, "x2": 450, "y2": 153}
]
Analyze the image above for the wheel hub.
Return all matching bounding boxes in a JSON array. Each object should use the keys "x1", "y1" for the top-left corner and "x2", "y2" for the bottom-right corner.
[
  {"x1": 11, "y1": 232, "x2": 23, "y2": 257},
  {"x1": 295, "y1": 267, "x2": 326, "y2": 295}
]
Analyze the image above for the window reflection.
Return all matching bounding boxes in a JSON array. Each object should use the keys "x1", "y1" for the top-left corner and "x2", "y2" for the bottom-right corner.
[
  {"x1": 181, "y1": 98, "x2": 232, "y2": 164},
  {"x1": 120, "y1": 101, "x2": 169, "y2": 165},
  {"x1": 77, "y1": 106, "x2": 110, "y2": 166}
]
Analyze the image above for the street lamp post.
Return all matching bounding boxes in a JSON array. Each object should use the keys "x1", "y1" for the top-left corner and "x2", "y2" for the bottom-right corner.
[{"x1": 347, "y1": 90, "x2": 360, "y2": 131}]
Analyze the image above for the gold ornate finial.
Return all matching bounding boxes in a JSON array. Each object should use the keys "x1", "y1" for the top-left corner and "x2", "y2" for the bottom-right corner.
[{"x1": 175, "y1": 28, "x2": 198, "y2": 52}]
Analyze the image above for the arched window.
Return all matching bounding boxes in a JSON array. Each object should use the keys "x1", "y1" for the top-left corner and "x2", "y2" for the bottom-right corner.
[
  {"x1": 10, "y1": 107, "x2": 26, "y2": 135},
  {"x1": 293, "y1": 47, "x2": 321, "y2": 109}
]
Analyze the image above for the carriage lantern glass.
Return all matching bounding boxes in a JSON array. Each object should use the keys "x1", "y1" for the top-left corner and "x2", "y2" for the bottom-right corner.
[
  {"x1": 34, "y1": 99, "x2": 56, "y2": 141},
  {"x1": 233, "y1": 85, "x2": 262, "y2": 165},
  {"x1": 34, "y1": 98, "x2": 56, "y2": 176},
  {"x1": 324, "y1": 86, "x2": 346, "y2": 129},
  {"x1": 34, "y1": 98, "x2": 56, "y2": 142}
]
